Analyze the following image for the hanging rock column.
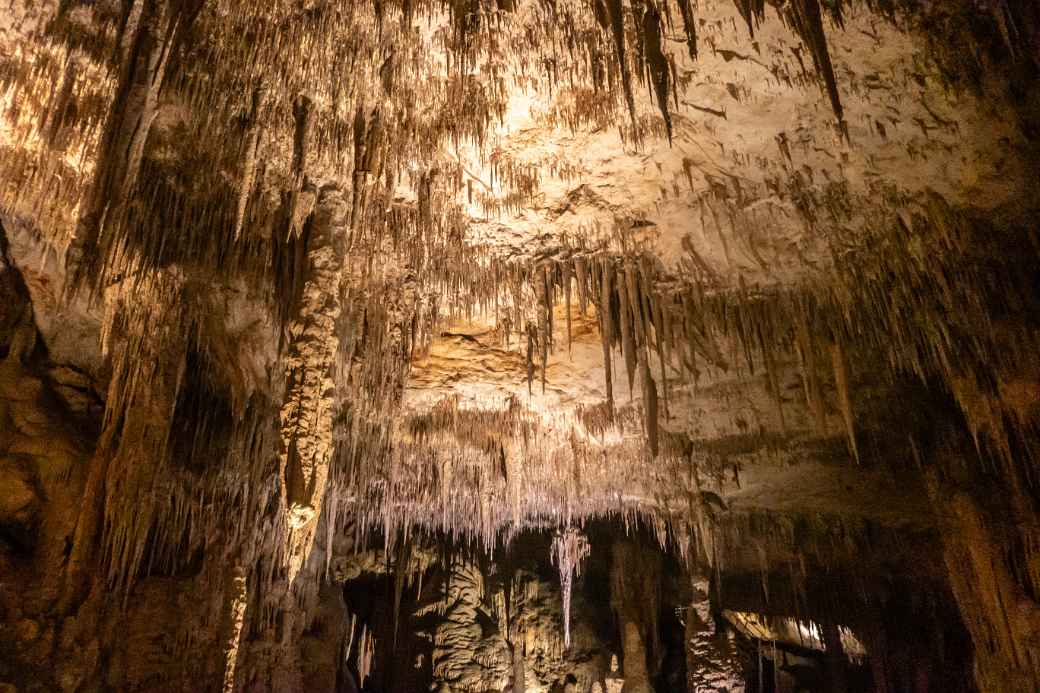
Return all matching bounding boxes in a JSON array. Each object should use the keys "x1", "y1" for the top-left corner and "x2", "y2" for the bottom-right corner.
[{"x1": 279, "y1": 186, "x2": 347, "y2": 584}]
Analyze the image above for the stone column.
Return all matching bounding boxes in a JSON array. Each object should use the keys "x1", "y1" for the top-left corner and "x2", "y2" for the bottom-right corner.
[
  {"x1": 279, "y1": 186, "x2": 347, "y2": 584},
  {"x1": 609, "y1": 540, "x2": 655, "y2": 693},
  {"x1": 620, "y1": 621, "x2": 653, "y2": 693},
  {"x1": 685, "y1": 577, "x2": 744, "y2": 692}
]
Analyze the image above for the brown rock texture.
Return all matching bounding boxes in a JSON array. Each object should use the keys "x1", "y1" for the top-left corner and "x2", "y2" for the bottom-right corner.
[{"x1": 1, "y1": 0, "x2": 1040, "y2": 690}]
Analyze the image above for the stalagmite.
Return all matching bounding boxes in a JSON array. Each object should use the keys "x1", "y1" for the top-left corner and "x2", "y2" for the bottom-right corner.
[{"x1": 222, "y1": 566, "x2": 249, "y2": 693}]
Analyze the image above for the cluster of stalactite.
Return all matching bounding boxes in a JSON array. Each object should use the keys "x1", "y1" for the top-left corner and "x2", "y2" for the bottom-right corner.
[
  {"x1": 38, "y1": 233, "x2": 430, "y2": 636},
  {"x1": 917, "y1": 427, "x2": 1040, "y2": 691},
  {"x1": 706, "y1": 502, "x2": 993, "y2": 691},
  {"x1": 2, "y1": 0, "x2": 1036, "y2": 414},
  {"x1": 7, "y1": 0, "x2": 1035, "y2": 270},
  {"x1": 1, "y1": 1, "x2": 1039, "y2": 687},
  {"x1": 464, "y1": 184, "x2": 1037, "y2": 467},
  {"x1": 0, "y1": 0, "x2": 483, "y2": 606},
  {"x1": 346, "y1": 184, "x2": 1040, "y2": 571},
  {"x1": 347, "y1": 378, "x2": 773, "y2": 560}
]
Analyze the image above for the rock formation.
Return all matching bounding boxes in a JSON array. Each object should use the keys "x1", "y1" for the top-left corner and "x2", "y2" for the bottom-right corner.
[{"x1": 1, "y1": 0, "x2": 1040, "y2": 691}]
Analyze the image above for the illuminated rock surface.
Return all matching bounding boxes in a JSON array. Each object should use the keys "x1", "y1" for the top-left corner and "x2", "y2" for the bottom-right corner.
[{"x1": 1, "y1": 0, "x2": 1040, "y2": 691}]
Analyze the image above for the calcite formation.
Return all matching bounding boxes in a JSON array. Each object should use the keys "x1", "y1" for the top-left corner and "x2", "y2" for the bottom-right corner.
[{"x1": 1, "y1": 0, "x2": 1040, "y2": 691}]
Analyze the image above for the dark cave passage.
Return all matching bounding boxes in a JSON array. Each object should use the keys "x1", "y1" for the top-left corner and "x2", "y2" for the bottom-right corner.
[{"x1": 279, "y1": 520, "x2": 976, "y2": 692}]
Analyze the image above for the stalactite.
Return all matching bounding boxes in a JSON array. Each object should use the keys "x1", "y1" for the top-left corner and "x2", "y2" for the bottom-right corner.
[
  {"x1": 644, "y1": 262, "x2": 669, "y2": 419},
  {"x1": 66, "y1": 0, "x2": 188, "y2": 295},
  {"x1": 617, "y1": 261, "x2": 638, "y2": 397},
  {"x1": 540, "y1": 263, "x2": 551, "y2": 391},
  {"x1": 550, "y1": 527, "x2": 591, "y2": 649},
  {"x1": 599, "y1": 258, "x2": 615, "y2": 416},
  {"x1": 795, "y1": 300, "x2": 827, "y2": 436},
  {"x1": 643, "y1": 356, "x2": 659, "y2": 458},
  {"x1": 279, "y1": 186, "x2": 347, "y2": 584},
  {"x1": 574, "y1": 255, "x2": 589, "y2": 315},
  {"x1": 733, "y1": 0, "x2": 766, "y2": 38},
  {"x1": 757, "y1": 315, "x2": 786, "y2": 434},
  {"x1": 624, "y1": 260, "x2": 645, "y2": 351},
  {"x1": 233, "y1": 87, "x2": 264, "y2": 240},
  {"x1": 641, "y1": 1, "x2": 672, "y2": 142},
  {"x1": 57, "y1": 268, "x2": 210, "y2": 607},
  {"x1": 604, "y1": 0, "x2": 637, "y2": 128},
  {"x1": 526, "y1": 321, "x2": 536, "y2": 395},
  {"x1": 830, "y1": 337, "x2": 859, "y2": 465},
  {"x1": 785, "y1": 0, "x2": 847, "y2": 135},
  {"x1": 676, "y1": 0, "x2": 698, "y2": 61},
  {"x1": 393, "y1": 537, "x2": 411, "y2": 648},
  {"x1": 564, "y1": 259, "x2": 573, "y2": 353},
  {"x1": 288, "y1": 94, "x2": 314, "y2": 237}
]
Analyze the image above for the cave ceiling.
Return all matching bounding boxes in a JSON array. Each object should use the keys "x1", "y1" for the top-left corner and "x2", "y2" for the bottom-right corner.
[
  {"x1": 3, "y1": 1, "x2": 1040, "y2": 689},
  {"x1": 1, "y1": 0, "x2": 1038, "y2": 554}
]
